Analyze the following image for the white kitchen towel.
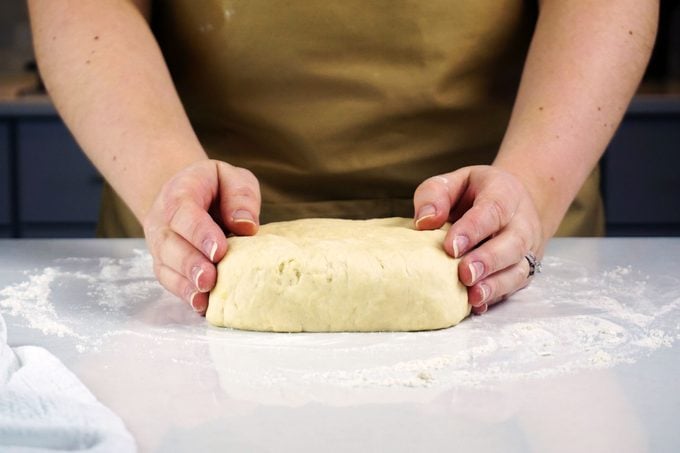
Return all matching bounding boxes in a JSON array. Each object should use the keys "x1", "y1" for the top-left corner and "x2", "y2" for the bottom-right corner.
[{"x1": 0, "y1": 315, "x2": 136, "y2": 452}]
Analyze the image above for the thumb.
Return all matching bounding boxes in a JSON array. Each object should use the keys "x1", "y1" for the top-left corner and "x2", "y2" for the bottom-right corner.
[
  {"x1": 413, "y1": 172, "x2": 467, "y2": 230},
  {"x1": 216, "y1": 161, "x2": 261, "y2": 236}
]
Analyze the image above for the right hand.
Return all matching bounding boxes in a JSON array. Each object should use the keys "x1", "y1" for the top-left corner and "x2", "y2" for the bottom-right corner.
[{"x1": 143, "y1": 160, "x2": 261, "y2": 315}]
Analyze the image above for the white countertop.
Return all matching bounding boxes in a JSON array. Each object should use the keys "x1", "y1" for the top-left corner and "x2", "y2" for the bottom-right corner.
[{"x1": 1, "y1": 238, "x2": 679, "y2": 452}]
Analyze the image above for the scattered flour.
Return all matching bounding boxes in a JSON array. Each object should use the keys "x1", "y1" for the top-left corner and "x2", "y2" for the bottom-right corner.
[
  {"x1": 63, "y1": 250, "x2": 158, "y2": 310},
  {"x1": 1, "y1": 252, "x2": 679, "y2": 393},
  {"x1": 1, "y1": 250, "x2": 161, "y2": 342},
  {"x1": 208, "y1": 256, "x2": 680, "y2": 392},
  {"x1": 0, "y1": 268, "x2": 82, "y2": 338}
]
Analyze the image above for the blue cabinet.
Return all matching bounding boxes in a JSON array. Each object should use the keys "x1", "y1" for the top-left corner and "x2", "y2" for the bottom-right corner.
[
  {"x1": 603, "y1": 98, "x2": 680, "y2": 236},
  {"x1": 1, "y1": 101, "x2": 102, "y2": 238},
  {"x1": 18, "y1": 120, "x2": 102, "y2": 237}
]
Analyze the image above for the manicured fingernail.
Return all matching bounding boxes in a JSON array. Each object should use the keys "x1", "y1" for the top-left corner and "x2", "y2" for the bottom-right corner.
[
  {"x1": 192, "y1": 266, "x2": 204, "y2": 291},
  {"x1": 189, "y1": 291, "x2": 200, "y2": 311},
  {"x1": 415, "y1": 204, "x2": 436, "y2": 228},
  {"x1": 232, "y1": 209, "x2": 255, "y2": 225},
  {"x1": 203, "y1": 240, "x2": 218, "y2": 262},
  {"x1": 453, "y1": 235, "x2": 469, "y2": 258},
  {"x1": 475, "y1": 303, "x2": 488, "y2": 315},
  {"x1": 479, "y1": 283, "x2": 490, "y2": 303},
  {"x1": 190, "y1": 292, "x2": 208, "y2": 313},
  {"x1": 469, "y1": 261, "x2": 485, "y2": 283}
]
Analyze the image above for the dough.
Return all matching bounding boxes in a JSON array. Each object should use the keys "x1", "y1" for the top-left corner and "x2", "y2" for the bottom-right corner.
[{"x1": 207, "y1": 217, "x2": 469, "y2": 332}]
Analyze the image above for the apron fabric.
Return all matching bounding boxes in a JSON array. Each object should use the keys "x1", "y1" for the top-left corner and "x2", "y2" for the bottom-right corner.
[{"x1": 97, "y1": 0, "x2": 604, "y2": 238}]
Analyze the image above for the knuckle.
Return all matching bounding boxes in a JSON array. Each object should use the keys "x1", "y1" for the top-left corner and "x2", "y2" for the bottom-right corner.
[
  {"x1": 169, "y1": 205, "x2": 202, "y2": 242},
  {"x1": 235, "y1": 167, "x2": 258, "y2": 184},
  {"x1": 465, "y1": 214, "x2": 485, "y2": 241},
  {"x1": 160, "y1": 192, "x2": 184, "y2": 225},
  {"x1": 160, "y1": 177, "x2": 206, "y2": 225},
  {"x1": 413, "y1": 181, "x2": 430, "y2": 199},
  {"x1": 163, "y1": 172, "x2": 194, "y2": 201},
  {"x1": 423, "y1": 175, "x2": 446, "y2": 189},
  {"x1": 487, "y1": 252, "x2": 501, "y2": 275},
  {"x1": 487, "y1": 198, "x2": 510, "y2": 230},
  {"x1": 415, "y1": 175, "x2": 448, "y2": 201},
  {"x1": 146, "y1": 227, "x2": 171, "y2": 258},
  {"x1": 229, "y1": 184, "x2": 259, "y2": 202}
]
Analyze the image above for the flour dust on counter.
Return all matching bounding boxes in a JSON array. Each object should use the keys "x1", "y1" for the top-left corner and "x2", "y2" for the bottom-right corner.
[
  {"x1": 0, "y1": 249, "x2": 190, "y2": 352},
  {"x1": 0, "y1": 249, "x2": 679, "y2": 400},
  {"x1": 0, "y1": 267, "x2": 84, "y2": 339}
]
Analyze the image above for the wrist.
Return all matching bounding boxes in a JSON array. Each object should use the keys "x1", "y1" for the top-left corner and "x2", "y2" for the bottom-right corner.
[
  {"x1": 491, "y1": 159, "x2": 571, "y2": 241},
  {"x1": 120, "y1": 150, "x2": 210, "y2": 223}
]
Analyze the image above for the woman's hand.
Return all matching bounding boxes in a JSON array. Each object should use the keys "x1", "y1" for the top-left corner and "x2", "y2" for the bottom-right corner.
[
  {"x1": 143, "y1": 160, "x2": 261, "y2": 315},
  {"x1": 410, "y1": 0, "x2": 657, "y2": 315},
  {"x1": 413, "y1": 166, "x2": 545, "y2": 315}
]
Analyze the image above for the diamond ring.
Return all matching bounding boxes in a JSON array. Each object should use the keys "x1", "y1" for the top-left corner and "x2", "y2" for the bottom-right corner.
[{"x1": 525, "y1": 252, "x2": 542, "y2": 278}]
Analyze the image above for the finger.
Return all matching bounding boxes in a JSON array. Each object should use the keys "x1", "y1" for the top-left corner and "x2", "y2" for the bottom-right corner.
[
  {"x1": 156, "y1": 230, "x2": 217, "y2": 293},
  {"x1": 167, "y1": 200, "x2": 227, "y2": 264},
  {"x1": 471, "y1": 303, "x2": 488, "y2": 316},
  {"x1": 446, "y1": 191, "x2": 520, "y2": 259},
  {"x1": 146, "y1": 162, "x2": 230, "y2": 264},
  {"x1": 413, "y1": 176, "x2": 455, "y2": 229},
  {"x1": 458, "y1": 227, "x2": 530, "y2": 286},
  {"x1": 471, "y1": 294, "x2": 509, "y2": 315},
  {"x1": 448, "y1": 191, "x2": 474, "y2": 224},
  {"x1": 154, "y1": 263, "x2": 209, "y2": 314},
  {"x1": 467, "y1": 260, "x2": 532, "y2": 309},
  {"x1": 217, "y1": 162, "x2": 261, "y2": 236}
]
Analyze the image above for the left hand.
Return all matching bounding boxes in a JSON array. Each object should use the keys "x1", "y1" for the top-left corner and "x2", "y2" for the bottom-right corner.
[{"x1": 413, "y1": 165, "x2": 546, "y2": 315}]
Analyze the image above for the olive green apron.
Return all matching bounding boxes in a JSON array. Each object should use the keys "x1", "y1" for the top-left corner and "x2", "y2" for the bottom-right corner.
[{"x1": 98, "y1": 0, "x2": 604, "y2": 238}]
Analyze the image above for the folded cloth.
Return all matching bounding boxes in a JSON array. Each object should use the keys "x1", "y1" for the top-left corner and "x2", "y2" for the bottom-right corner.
[{"x1": 0, "y1": 315, "x2": 136, "y2": 452}]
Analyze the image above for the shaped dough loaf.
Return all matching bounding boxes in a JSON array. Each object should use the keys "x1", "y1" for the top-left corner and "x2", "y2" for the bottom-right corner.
[{"x1": 207, "y1": 217, "x2": 469, "y2": 332}]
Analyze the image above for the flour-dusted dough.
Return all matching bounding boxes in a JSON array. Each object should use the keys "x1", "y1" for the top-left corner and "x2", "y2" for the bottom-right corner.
[{"x1": 207, "y1": 217, "x2": 469, "y2": 332}]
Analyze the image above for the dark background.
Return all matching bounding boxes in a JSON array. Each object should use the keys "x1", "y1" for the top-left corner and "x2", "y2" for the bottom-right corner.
[{"x1": 1, "y1": 1, "x2": 679, "y2": 238}]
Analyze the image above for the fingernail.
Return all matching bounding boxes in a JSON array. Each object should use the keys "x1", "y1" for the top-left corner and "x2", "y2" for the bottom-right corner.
[
  {"x1": 189, "y1": 291, "x2": 200, "y2": 311},
  {"x1": 190, "y1": 292, "x2": 208, "y2": 313},
  {"x1": 415, "y1": 204, "x2": 436, "y2": 227},
  {"x1": 469, "y1": 261, "x2": 485, "y2": 283},
  {"x1": 203, "y1": 240, "x2": 218, "y2": 262},
  {"x1": 475, "y1": 303, "x2": 488, "y2": 315},
  {"x1": 192, "y1": 266, "x2": 204, "y2": 291},
  {"x1": 232, "y1": 209, "x2": 255, "y2": 225},
  {"x1": 453, "y1": 235, "x2": 469, "y2": 258},
  {"x1": 478, "y1": 283, "x2": 490, "y2": 303}
]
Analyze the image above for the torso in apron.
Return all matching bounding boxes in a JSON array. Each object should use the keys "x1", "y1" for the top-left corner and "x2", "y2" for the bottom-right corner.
[{"x1": 98, "y1": 1, "x2": 603, "y2": 236}]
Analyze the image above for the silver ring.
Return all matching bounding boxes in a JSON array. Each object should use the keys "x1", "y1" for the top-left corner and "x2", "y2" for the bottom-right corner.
[{"x1": 525, "y1": 252, "x2": 542, "y2": 278}]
